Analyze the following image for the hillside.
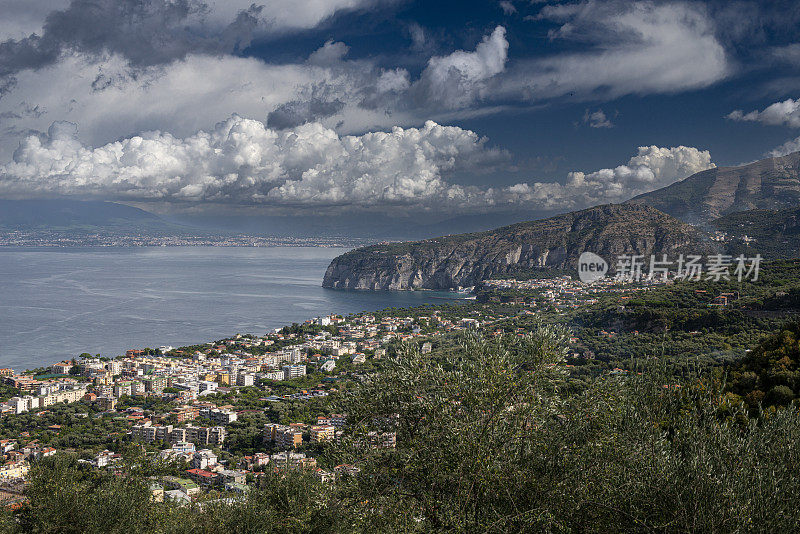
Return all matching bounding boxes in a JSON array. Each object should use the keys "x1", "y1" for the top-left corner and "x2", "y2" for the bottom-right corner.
[
  {"x1": 712, "y1": 206, "x2": 800, "y2": 259},
  {"x1": 0, "y1": 199, "x2": 165, "y2": 231},
  {"x1": 323, "y1": 204, "x2": 714, "y2": 290},
  {"x1": 727, "y1": 319, "x2": 800, "y2": 412},
  {"x1": 627, "y1": 151, "x2": 800, "y2": 224}
]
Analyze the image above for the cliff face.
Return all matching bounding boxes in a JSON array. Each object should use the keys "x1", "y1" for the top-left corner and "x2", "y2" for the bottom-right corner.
[
  {"x1": 627, "y1": 151, "x2": 800, "y2": 224},
  {"x1": 322, "y1": 204, "x2": 714, "y2": 290}
]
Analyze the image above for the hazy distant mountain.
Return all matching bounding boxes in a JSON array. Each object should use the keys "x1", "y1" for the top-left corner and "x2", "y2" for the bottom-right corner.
[
  {"x1": 0, "y1": 199, "x2": 169, "y2": 231},
  {"x1": 627, "y1": 151, "x2": 800, "y2": 224},
  {"x1": 0, "y1": 198, "x2": 545, "y2": 240},
  {"x1": 167, "y1": 210, "x2": 552, "y2": 240},
  {"x1": 323, "y1": 204, "x2": 714, "y2": 290}
]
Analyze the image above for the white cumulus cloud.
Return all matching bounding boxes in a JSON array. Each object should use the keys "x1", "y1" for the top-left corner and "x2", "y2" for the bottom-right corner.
[
  {"x1": 413, "y1": 26, "x2": 508, "y2": 108},
  {"x1": 0, "y1": 117, "x2": 715, "y2": 215},
  {"x1": 0, "y1": 117, "x2": 508, "y2": 208},
  {"x1": 498, "y1": 145, "x2": 716, "y2": 209},
  {"x1": 768, "y1": 136, "x2": 800, "y2": 157},
  {"x1": 727, "y1": 98, "x2": 800, "y2": 128},
  {"x1": 0, "y1": 25, "x2": 513, "y2": 163},
  {"x1": 0, "y1": 53, "x2": 351, "y2": 161}
]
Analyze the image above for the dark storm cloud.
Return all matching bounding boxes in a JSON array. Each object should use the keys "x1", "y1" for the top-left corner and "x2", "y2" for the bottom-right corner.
[
  {"x1": 266, "y1": 97, "x2": 346, "y2": 129},
  {"x1": 0, "y1": 0, "x2": 262, "y2": 77},
  {"x1": 266, "y1": 83, "x2": 349, "y2": 130},
  {"x1": 0, "y1": 34, "x2": 59, "y2": 77}
]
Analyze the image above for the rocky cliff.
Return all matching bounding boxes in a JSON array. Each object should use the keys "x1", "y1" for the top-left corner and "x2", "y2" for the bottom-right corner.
[
  {"x1": 627, "y1": 151, "x2": 800, "y2": 224},
  {"x1": 322, "y1": 204, "x2": 714, "y2": 290}
]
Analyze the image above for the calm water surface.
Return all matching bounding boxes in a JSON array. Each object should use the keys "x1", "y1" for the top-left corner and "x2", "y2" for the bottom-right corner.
[{"x1": 0, "y1": 247, "x2": 463, "y2": 370}]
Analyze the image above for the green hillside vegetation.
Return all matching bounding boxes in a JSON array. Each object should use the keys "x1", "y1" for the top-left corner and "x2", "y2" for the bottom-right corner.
[
  {"x1": 727, "y1": 320, "x2": 800, "y2": 413},
  {"x1": 5, "y1": 330, "x2": 800, "y2": 532},
  {"x1": 713, "y1": 207, "x2": 800, "y2": 259},
  {"x1": 479, "y1": 261, "x2": 800, "y2": 378}
]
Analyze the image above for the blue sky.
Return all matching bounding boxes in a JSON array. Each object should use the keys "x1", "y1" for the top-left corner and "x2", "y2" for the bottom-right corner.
[{"x1": 0, "y1": 0, "x2": 799, "y2": 218}]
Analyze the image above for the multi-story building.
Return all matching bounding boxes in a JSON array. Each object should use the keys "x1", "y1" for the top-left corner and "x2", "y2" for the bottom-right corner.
[
  {"x1": 113, "y1": 381, "x2": 133, "y2": 398},
  {"x1": 169, "y1": 427, "x2": 187, "y2": 444},
  {"x1": 270, "y1": 451, "x2": 316, "y2": 470},
  {"x1": 198, "y1": 381, "x2": 218, "y2": 395},
  {"x1": 310, "y1": 425, "x2": 335, "y2": 443},
  {"x1": 131, "y1": 381, "x2": 146, "y2": 395},
  {"x1": 192, "y1": 449, "x2": 218, "y2": 470},
  {"x1": 142, "y1": 376, "x2": 166, "y2": 393},
  {"x1": 96, "y1": 396, "x2": 117, "y2": 411},
  {"x1": 215, "y1": 372, "x2": 230, "y2": 386},
  {"x1": 106, "y1": 360, "x2": 123, "y2": 375},
  {"x1": 200, "y1": 407, "x2": 238, "y2": 425},
  {"x1": 282, "y1": 364, "x2": 306, "y2": 380},
  {"x1": 290, "y1": 348, "x2": 304, "y2": 363},
  {"x1": 241, "y1": 452, "x2": 270, "y2": 470},
  {"x1": 170, "y1": 441, "x2": 195, "y2": 454},
  {"x1": 185, "y1": 425, "x2": 226, "y2": 446},
  {"x1": 236, "y1": 372, "x2": 254, "y2": 387},
  {"x1": 262, "y1": 370, "x2": 284, "y2": 381},
  {"x1": 131, "y1": 423, "x2": 173, "y2": 443},
  {"x1": 132, "y1": 423, "x2": 225, "y2": 446},
  {"x1": 171, "y1": 405, "x2": 199, "y2": 423},
  {"x1": 218, "y1": 469, "x2": 246, "y2": 486},
  {"x1": 329, "y1": 414, "x2": 347, "y2": 428},
  {"x1": 8, "y1": 384, "x2": 87, "y2": 414},
  {"x1": 50, "y1": 362, "x2": 73, "y2": 375},
  {"x1": 0, "y1": 460, "x2": 29, "y2": 480},
  {"x1": 9, "y1": 396, "x2": 39, "y2": 414},
  {"x1": 263, "y1": 423, "x2": 303, "y2": 449}
]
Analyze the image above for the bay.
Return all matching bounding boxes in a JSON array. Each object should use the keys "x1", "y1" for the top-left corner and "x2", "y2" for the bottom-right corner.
[{"x1": 0, "y1": 246, "x2": 463, "y2": 371}]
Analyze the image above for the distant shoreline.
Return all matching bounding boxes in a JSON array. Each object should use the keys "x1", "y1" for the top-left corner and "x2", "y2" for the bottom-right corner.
[
  {"x1": 0, "y1": 247, "x2": 467, "y2": 371},
  {"x1": 0, "y1": 233, "x2": 372, "y2": 249}
]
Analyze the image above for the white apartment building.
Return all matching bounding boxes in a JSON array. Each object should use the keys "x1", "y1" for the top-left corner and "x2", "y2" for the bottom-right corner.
[
  {"x1": 262, "y1": 370, "x2": 284, "y2": 381},
  {"x1": 282, "y1": 365, "x2": 306, "y2": 380},
  {"x1": 236, "y1": 372, "x2": 254, "y2": 387}
]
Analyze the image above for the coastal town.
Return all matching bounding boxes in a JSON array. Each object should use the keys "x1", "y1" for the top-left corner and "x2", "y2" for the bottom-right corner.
[
  {"x1": 0, "y1": 271, "x2": 744, "y2": 509},
  {"x1": 0, "y1": 294, "x2": 457, "y2": 503},
  {"x1": 0, "y1": 230, "x2": 369, "y2": 248}
]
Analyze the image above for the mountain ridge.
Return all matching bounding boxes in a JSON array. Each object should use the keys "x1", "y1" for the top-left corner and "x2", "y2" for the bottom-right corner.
[
  {"x1": 322, "y1": 204, "x2": 715, "y2": 290},
  {"x1": 627, "y1": 151, "x2": 800, "y2": 224}
]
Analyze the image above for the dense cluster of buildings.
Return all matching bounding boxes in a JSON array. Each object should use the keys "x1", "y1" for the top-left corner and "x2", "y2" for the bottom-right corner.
[
  {"x1": 131, "y1": 421, "x2": 228, "y2": 446},
  {"x1": 479, "y1": 275, "x2": 667, "y2": 309},
  {"x1": 1, "y1": 376, "x2": 89, "y2": 415},
  {"x1": 0, "y1": 305, "x2": 533, "y2": 502},
  {"x1": 0, "y1": 439, "x2": 57, "y2": 485}
]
